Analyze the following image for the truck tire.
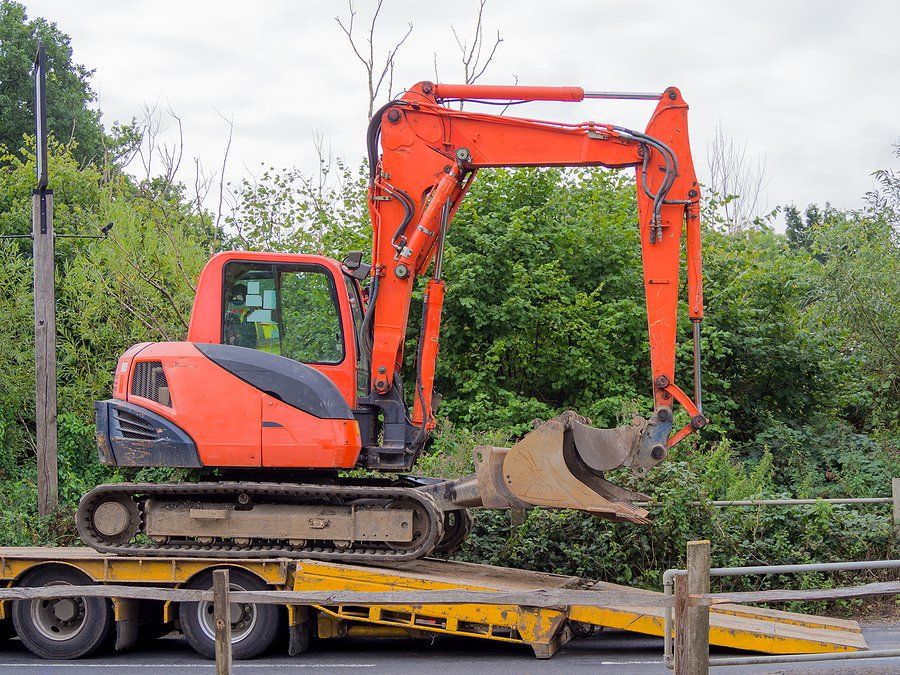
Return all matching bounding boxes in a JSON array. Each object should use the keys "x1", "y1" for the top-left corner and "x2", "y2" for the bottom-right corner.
[
  {"x1": 179, "y1": 568, "x2": 279, "y2": 660},
  {"x1": 11, "y1": 565, "x2": 113, "y2": 659}
]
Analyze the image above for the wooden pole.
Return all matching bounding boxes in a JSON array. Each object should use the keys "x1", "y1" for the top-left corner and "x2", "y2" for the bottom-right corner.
[
  {"x1": 213, "y1": 568, "x2": 232, "y2": 674},
  {"x1": 892, "y1": 478, "x2": 900, "y2": 541},
  {"x1": 675, "y1": 540, "x2": 711, "y2": 674},
  {"x1": 33, "y1": 189, "x2": 57, "y2": 516}
]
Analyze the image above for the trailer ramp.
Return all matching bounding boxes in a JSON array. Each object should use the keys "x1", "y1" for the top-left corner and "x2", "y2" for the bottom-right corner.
[{"x1": 295, "y1": 558, "x2": 867, "y2": 658}]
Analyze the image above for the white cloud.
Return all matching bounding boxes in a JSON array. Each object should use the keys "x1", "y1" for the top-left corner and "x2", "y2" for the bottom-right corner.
[{"x1": 24, "y1": 0, "x2": 900, "y2": 217}]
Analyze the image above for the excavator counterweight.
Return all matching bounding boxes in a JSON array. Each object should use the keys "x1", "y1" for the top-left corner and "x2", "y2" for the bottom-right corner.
[{"x1": 78, "y1": 81, "x2": 705, "y2": 560}]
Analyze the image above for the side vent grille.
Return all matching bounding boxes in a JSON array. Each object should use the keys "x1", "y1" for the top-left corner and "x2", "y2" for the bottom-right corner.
[
  {"x1": 130, "y1": 361, "x2": 171, "y2": 406},
  {"x1": 115, "y1": 408, "x2": 157, "y2": 440}
]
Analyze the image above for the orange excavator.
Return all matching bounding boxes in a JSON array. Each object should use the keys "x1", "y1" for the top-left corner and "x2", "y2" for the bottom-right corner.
[{"x1": 78, "y1": 82, "x2": 707, "y2": 561}]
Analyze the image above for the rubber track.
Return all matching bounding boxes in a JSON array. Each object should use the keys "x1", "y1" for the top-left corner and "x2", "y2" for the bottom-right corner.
[{"x1": 77, "y1": 482, "x2": 443, "y2": 562}]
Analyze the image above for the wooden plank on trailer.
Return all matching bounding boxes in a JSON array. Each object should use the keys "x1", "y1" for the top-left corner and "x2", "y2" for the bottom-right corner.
[{"x1": 710, "y1": 603, "x2": 862, "y2": 633}]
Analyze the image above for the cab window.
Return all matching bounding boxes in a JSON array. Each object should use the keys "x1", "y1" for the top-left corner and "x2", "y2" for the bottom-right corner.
[{"x1": 222, "y1": 261, "x2": 344, "y2": 364}]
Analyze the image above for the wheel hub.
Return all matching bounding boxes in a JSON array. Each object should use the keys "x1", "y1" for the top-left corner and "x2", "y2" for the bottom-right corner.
[
  {"x1": 197, "y1": 584, "x2": 257, "y2": 644},
  {"x1": 30, "y1": 583, "x2": 87, "y2": 641},
  {"x1": 54, "y1": 599, "x2": 77, "y2": 622}
]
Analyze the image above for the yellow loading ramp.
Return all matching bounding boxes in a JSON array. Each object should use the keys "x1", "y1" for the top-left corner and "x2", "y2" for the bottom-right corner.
[
  {"x1": 296, "y1": 558, "x2": 867, "y2": 658},
  {"x1": 0, "y1": 548, "x2": 866, "y2": 659}
]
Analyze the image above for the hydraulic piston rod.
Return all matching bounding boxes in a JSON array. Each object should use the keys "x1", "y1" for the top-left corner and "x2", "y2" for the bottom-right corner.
[{"x1": 432, "y1": 83, "x2": 663, "y2": 102}]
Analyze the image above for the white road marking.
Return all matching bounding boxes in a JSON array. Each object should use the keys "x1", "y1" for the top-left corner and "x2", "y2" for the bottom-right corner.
[{"x1": 0, "y1": 664, "x2": 376, "y2": 669}]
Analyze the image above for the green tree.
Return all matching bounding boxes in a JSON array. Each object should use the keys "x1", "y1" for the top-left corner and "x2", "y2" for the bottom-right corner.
[
  {"x1": 810, "y1": 215, "x2": 899, "y2": 430},
  {"x1": 225, "y1": 157, "x2": 369, "y2": 257},
  {"x1": 435, "y1": 168, "x2": 649, "y2": 431},
  {"x1": 784, "y1": 205, "x2": 810, "y2": 250},
  {"x1": 0, "y1": 1, "x2": 105, "y2": 164},
  {"x1": 0, "y1": 140, "x2": 210, "y2": 541}
]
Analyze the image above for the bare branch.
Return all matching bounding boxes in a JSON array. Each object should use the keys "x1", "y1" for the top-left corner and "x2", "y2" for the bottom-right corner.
[
  {"x1": 335, "y1": 1, "x2": 367, "y2": 67},
  {"x1": 160, "y1": 105, "x2": 184, "y2": 188},
  {"x1": 705, "y1": 121, "x2": 770, "y2": 233},
  {"x1": 448, "y1": 0, "x2": 503, "y2": 109},
  {"x1": 137, "y1": 101, "x2": 162, "y2": 182},
  {"x1": 499, "y1": 73, "x2": 519, "y2": 115},
  {"x1": 336, "y1": 0, "x2": 414, "y2": 119},
  {"x1": 471, "y1": 30, "x2": 502, "y2": 83},
  {"x1": 214, "y1": 111, "x2": 234, "y2": 245}
]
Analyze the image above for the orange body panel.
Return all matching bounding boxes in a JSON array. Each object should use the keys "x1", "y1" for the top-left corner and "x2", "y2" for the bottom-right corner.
[
  {"x1": 260, "y1": 396, "x2": 360, "y2": 468},
  {"x1": 120, "y1": 342, "x2": 362, "y2": 469}
]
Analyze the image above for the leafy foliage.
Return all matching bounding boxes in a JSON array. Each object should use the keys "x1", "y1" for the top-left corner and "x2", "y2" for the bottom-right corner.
[
  {"x1": 225, "y1": 158, "x2": 370, "y2": 257},
  {"x1": 0, "y1": 1, "x2": 106, "y2": 164}
]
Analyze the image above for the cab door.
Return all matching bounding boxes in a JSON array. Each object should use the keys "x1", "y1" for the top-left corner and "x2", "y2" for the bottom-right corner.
[{"x1": 219, "y1": 258, "x2": 359, "y2": 407}]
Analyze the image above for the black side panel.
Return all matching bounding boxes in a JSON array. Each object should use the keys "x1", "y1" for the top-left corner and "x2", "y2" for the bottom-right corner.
[
  {"x1": 96, "y1": 400, "x2": 201, "y2": 468},
  {"x1": 195, "y1": 343, "x2": 353, "y2": 420}
]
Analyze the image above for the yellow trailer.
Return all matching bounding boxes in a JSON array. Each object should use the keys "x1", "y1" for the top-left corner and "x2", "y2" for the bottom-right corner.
[{"x1": 0, "y1": 547, "x2": 866, "y2": 661}]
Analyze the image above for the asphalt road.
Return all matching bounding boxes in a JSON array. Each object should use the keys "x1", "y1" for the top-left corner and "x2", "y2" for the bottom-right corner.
[{"x1": 0, "y1": 624, "x2": 896, "y2": 674}]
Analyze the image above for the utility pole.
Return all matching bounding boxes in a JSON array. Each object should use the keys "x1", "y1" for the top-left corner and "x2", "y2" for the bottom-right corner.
[{"x1": 33, "y1": 42, "x2": 57, "y2": 516}]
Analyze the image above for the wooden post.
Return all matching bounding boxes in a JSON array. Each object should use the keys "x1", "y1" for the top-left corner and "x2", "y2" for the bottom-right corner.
[
  {"x1": 33, "y1": 190, "x2": 57, "y2": 516},
  {"x1": 213, "y1": 569, "x2": 232, "y2": 675},
  {"x1": 675, "y1": 540, "x2": 710, "y2": 674},
  {"x1": 892, "y1": 478, "x2": 900, "y2": 541},
  {"x1": 673, "y1": 573, "x2": 688, "y2": 673}
]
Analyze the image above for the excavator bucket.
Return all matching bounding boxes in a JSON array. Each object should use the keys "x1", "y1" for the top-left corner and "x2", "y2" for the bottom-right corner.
[
  {"x1": 417, "y1": 411, "x2": 672, "y2": 522},
  {"x1": 471, "y1": 412, "x2": 664, "y2": 523}
]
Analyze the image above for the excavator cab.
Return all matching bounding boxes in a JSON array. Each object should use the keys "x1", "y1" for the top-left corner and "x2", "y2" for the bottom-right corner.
[{"x1": 94, "y1": 252, "x2": 368, "y2": 472}]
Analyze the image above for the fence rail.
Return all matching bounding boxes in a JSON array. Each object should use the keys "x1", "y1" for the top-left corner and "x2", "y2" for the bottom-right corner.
[
  {"x1": 0, "y1": 584, "x2": 671, "y2": 609},
  {"x1": 664, "y1": 542, "x2": 900, "y2": 673}
]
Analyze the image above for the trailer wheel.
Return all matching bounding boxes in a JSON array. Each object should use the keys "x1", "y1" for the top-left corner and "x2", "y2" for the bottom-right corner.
[
  {"x1": 11, "y1": 565, "x2": 113, "y2": 659},
  {"x1": 180, "y1": 568, "x2": 278, "y2": 660}
]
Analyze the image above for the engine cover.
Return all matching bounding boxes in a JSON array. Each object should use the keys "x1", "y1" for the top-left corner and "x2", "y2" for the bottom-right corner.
[{"x1": 105, "y1": 342, "x2": 362, "y2": 469}]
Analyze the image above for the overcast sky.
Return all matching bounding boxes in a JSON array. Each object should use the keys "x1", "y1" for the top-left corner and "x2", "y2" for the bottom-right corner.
[{"x1": 24, "y1": 0, "x2": 900, "y2": 220}]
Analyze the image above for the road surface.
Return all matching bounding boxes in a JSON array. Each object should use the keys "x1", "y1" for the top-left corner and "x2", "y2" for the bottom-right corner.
[{"x1": 0, "y1": 623, "x2": 896, "y2": 673}]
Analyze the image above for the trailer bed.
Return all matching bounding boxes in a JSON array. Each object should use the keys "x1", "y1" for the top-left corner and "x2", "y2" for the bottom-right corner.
[{"x1": 0, "y1": 547, "x2": 866, "y2": 659}]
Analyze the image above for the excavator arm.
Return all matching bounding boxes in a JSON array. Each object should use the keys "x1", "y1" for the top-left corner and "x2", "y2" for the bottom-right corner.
[{"x1": 363, "y1": 82, "x2": 706, "y2": 479}]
